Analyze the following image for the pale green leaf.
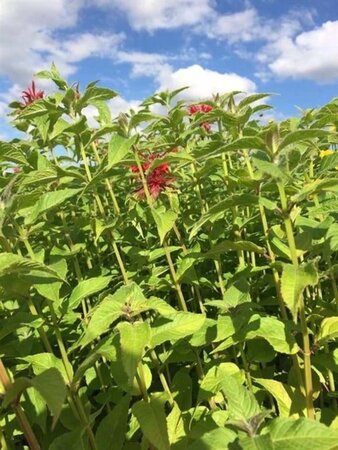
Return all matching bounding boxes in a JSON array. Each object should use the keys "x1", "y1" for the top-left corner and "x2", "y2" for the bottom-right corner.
[
  {"x1": 151, "y1": 208, "x2": 177, "y2": 244},
  {"x1": 151, "y1": 312, "x2": 206, "y2": 347},
  {"x1": 96, "y1": 395, "x2": 130, "y2": 450},
  {"x1": 268, "y1": 417, "x2": 338, "y2": 450},
  {"x1": 132, "y1": 398, "x2": 170, "y2": 450},
  {"x1": 281, "y1": 263, "x2": 318, "y2": 319},
  {"x1": 117, "y1": 321, "x2": 151, "y2": 385},
  {"x1": 68, "y1": 276, "x2": 112, "y2": 309},
  {"x1": 317, "y1": 317, "x2": 338, "y2": 343}
]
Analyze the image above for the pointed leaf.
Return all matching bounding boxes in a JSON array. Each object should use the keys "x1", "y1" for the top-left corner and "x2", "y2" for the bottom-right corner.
[
  {"x1": 132, "y1": 398, "x2": 170, "y2": 450},
  {"x1": 96, "y1": 395, "x2": 130, "y2": 450}
]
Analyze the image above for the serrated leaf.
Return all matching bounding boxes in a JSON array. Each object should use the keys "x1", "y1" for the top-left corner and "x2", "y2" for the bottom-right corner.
[
  {"x1": 96, "y1": 395, "x2": 130, "y2": 450},
  {"x1": 68, "y1": 276, "x2": 112, "y2": 309},
  {"x1": 278, "y1": 129, "x2": 330, "y2": 151},
  {"x1": 220, "y1": 375, "x2": 260, "y2": 422},
  {"x1": 73, "y1": 283, "x2": 149, "y2": 349},
  {"x1": 252, "y1": 157, "x2": 290, "y2": 181},
  {"x1": 187, "y1": 428, "x2": 237, "y2": 450},
  {"x1": 107, "y1": 134, "x2": 137, "y2": 170},
  {"x1": 25, "y1": 188, "x2": 82, "y2": 225},
  {"x1": 132, "y1": 398, "x2": 170, "y2": 450},
  {"x1": 151, "y1": 312, "x2": 206, "y2": 347},
  {"x1": 268, "y1": 417, "x2": 338, "y2": 450},
  {"x1": 23, "y1": 353, "x2": 72, "y2": 384}
]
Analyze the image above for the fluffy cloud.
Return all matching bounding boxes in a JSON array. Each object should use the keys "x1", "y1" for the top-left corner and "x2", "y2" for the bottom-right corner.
[
  {"x1": 265, "y1": 20, "x2": 338, "y2": 82},
  {"x1": 0, "y1": 0, "x2": 123, "y2": 85},
  {"x1": 203, "y1": 6, "x2": 312, "y2": 44},
  {"x1": 156, "y1": 64, "x2": 256, "y2": 99},
  {"x1": 97, "y1": 0, "x2": 214, "y2": 31}
]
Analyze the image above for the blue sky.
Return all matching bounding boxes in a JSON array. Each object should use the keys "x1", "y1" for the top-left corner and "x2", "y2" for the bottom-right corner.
[{"x1": 1, "y1": 0, "x2": 338, "y2": 138}]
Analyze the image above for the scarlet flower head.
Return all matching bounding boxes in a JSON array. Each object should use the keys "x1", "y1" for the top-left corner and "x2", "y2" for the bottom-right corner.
[
  {"x1": 21, "y1": 81, "x2": 44, "y2": 106},
  {"x1": 188, "y1": 104, "x2": 213, "y2": 115},
  {"x1": 130, "y1": 151, "x2": 175, "y2": 200}
]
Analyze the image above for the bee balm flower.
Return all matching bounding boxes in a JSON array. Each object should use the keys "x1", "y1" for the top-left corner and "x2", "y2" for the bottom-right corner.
[{"x1": 21, "y1": 81, "x2": 44, "y2": 106}]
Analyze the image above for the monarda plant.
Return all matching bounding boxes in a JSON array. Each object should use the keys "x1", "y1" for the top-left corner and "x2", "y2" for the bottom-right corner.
[{"x1": 0, "y1": 64, "x2": 338, "y2": 449}]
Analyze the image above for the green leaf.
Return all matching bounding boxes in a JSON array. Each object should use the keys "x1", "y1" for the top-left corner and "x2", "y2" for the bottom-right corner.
[
  {"x1": 151, "y1": 312, "x2": 206, "y2": 347},
  {"x1": 68, "y1": 276, "x2": 112, "y2": 309},
  {"x1": 189, "y1": 194, "x2": 259, "y2": 239},
  {"x1": 23, "y1": 353, "x2": 72, "y2": 384},
  {"x1": 319, "y1": 151, "x2": 338, "y2": 172},
  {"x1": 254, "y1": 378, "x2": 305, "y2": 417},
  {"x1": 206, "y1": 136, "x2": 266, "y2": 159},
  {"x1": 34, "y1": 258, "x2": 67, "y2": 302},
  {"x1": 220, "y1": 375, "x2": 261, "y2": 423},
  {"x1": 0, "y1": 252, "x2": 63, "y2": 281},
  {"x1": 25, "y1": 188, "x2": 82, "y2": 225},
  {"x1": 199, "y1": 363, "x2": 244, "y2": 401},
  {"x1": 278, "y1": 129, "x2": 330, "y2": 151},
  {"x1": 326, "y1": 223, "x2": 338, "y2": 252},
  {"x1": 96, "y1": 395, "x2": 130, "y2": 450},
  {"x1": 49, "y1": 118, "x2": 74, "y2": 140},
  {"x1": 242, "y1": 315, "x2": 299, "y2": 355},
  {"x1": 73, "y1": 283, "x2": 149, "y2": 349},
  {"x1": 18, "y1": 100, "x2": 51, "y2": 120},
  {"x1": 48, "y1": 429, "x2": 84, "y2": 450},
  {"x1": 166, "y1": 402, "x2": 186, "y2": 446},
  {"x1": 35, "y1": 63, "x2": 68, "y2": 90},
  {"x1": 151, "y1": 208, "x2": 178, "y2": 244},
  {"x1": 117, "y1": 321, "x2": 151, "y2": 385},
  {"x1": 187, "y1": 428, "x2": 237, "y2": 450},
  {"x1": 107, "y1": 135, "x2": 137, "y2": 170},
  {"x1": 267, "y1": 417, "x2": 338, "y2": 450},
  {"x1": 132, "y1": 398, "x2": 170, "y2": 450},
  {"x1": 281, "y1": 262, "x2": 318, "y2": 319},
  {"x1": 77, "y1": 85, "x2": 118, "y2": 110},
  {"x1": 238, "y1": 93, "x2": 273, "y2": 109},
  {"x1": 201, "y1": 240, "x2": 265, "y2": 259},
  {"x1": 239, "y1": 434, "x2": 274, "y2": 450},
  {"x1": 31, "y1": 368, "x2": 67, "y2": 425},
  {"x1": 252, "y1": 158, "x2": 290, "y2": 181},
  {"x1": 317, "y1": 317, "x2": 338, "y2": 343}
]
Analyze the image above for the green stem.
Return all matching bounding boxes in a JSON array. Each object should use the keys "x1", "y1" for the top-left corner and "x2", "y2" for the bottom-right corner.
[
  {"x1": 0, "y1": 359, "x2": 41, "y2": 450},
  {"x1": 277, "y1": 182, "x2": 315, "y2": 420}
]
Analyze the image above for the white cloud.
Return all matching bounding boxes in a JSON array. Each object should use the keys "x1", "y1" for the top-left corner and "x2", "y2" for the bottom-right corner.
[
  {"x1": 205, "y1": 8, "x2": 261, "y2": 42},
  {"x1": 0, "y1": 0, "x2": 123, "y2": 86},
  {"x1": 108, "y1": 96, "x2": 140, "y2": 118},
  {"x1": 97, "y1": 0, "x2": 214, "y2": 31},
  {"x1": 264, "y1": 20, "x2": 338, "y2": 82},
  {"x1": 203, "y1": 6, "x2": 312, "y2": 44},
  {"x1": 156, "y1": 64, "x2": 256, "y2": 100}
]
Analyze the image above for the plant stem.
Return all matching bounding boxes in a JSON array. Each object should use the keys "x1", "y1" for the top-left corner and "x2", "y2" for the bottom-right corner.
[
  {"x1": 0, "y1": 359, "x2": 41, "y2": 450},
  {"x1": 277, "y1": 182, "x2": 315, "y2": 419}
]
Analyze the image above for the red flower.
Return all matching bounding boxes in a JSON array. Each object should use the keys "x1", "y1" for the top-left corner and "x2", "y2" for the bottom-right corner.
[
  {"x1": 187, "y1": 104, "x2": 213, "y2": 115},
  {"x1": 188, "y1": 104, "x2": 213, "y2": 132},
  {"x1": 21, "y1": 81, "x2": 44, "y2": 106},
  {"x1": 130, "y1": 152, "x2": 175, "y2": 200}
]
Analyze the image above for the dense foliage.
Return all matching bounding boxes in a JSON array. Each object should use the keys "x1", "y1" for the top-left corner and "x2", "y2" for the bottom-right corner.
[{"x1": 0, "y1": 65, "x2": 338, "y2": 449}]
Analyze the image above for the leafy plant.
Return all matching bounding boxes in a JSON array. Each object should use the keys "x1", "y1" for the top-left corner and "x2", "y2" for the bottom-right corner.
[{"x1": 0, "y1": 65, "x2": 338, "y2": 449}]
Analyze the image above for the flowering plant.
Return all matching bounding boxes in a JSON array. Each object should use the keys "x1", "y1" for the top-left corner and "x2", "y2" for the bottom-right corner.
[{"x1": 0, "y1": 66, "x2": 338, "y2": 450}]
